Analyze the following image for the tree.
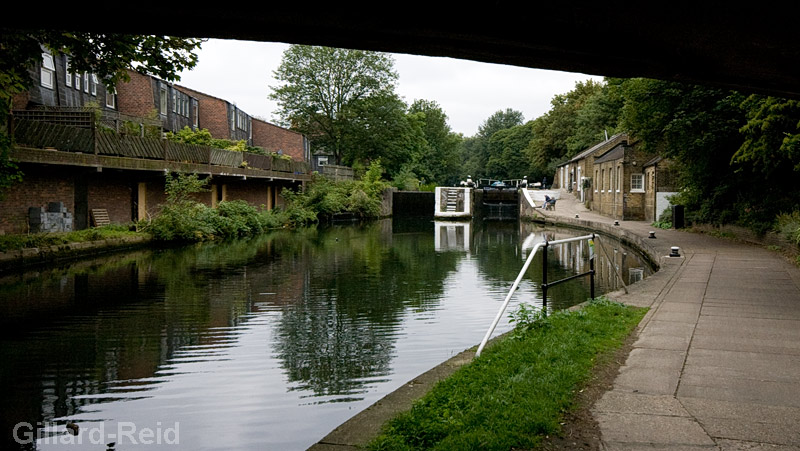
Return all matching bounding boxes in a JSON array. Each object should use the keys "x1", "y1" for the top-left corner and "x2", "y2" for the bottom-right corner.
[
  {"x1": 617, "y1": 78, "x2": 747, "y2": 224},
  {"x1": 485, "y1": 122, "x2": 534, "y2": 180},
  {"x1": 269, "y1": 45, "x2": 398, "y2": 166},
  {"x1": 0, "y1": 30, "x2": 204, "y2": 198},
  {"x1": 458, "y1": 109, "x2": 524, "y2": 180},
  {"x1": 407, "y1": 99, "x2": 461, "y2": 185},
  {"x1": 525, "y1": 79, "x2": 617, "y2": 175}
]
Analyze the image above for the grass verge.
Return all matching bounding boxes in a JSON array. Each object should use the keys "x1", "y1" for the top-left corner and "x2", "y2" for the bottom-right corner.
[
  {"x1": 368, "y1": 298, "x2": 647, "y2": 450},
  {"x1": 0, "y1": 225, "x2": 142, "y2": 252}
]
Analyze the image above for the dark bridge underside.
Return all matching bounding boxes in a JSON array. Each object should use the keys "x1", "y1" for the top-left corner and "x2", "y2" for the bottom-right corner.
[{"x1": 21, "y1": 5, "x2": 800, "y2": 99}]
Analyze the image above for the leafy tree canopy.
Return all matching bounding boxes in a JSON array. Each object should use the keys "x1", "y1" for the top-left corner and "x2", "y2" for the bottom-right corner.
[{"x1": 269, "y1": 45, "x2": 398, "y2": 166}]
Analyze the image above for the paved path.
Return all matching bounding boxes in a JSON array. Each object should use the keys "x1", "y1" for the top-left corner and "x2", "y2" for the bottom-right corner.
[{"x1": 541, "y1": 192, "x2": 800, "y2": 450}]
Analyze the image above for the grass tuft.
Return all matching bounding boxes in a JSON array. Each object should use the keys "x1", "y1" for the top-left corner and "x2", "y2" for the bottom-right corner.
[{"x1": 369, "y1": 298, "x2": 646, "y2": 450}]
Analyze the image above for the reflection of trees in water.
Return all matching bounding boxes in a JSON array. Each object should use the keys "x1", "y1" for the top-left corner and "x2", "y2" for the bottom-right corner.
[
  {"x1": 272, "y1": 220, "x2": 461, "y2": 400},
  {"x1": 0, "y1": 234, "x2": 285, "y2": 450}
]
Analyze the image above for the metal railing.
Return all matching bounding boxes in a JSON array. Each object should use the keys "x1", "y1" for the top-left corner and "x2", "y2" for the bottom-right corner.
[{"x1": 475, "y1": 233, "x2": 597, "y2": 357}]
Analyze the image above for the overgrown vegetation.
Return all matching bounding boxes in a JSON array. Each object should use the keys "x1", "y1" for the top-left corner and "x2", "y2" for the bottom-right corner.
[
  {"x1": 0, "y1": 224, "x2": 139, "y2": 252},
  {"x1": 141, "y1": 172, "x2": 287, "y2": 242},
  {"x1": 369, "y1": 298, "x2": 647, "y2": 450},
  {"x1": 141, "y1": 163, "x2": 388, "y2": 242},
  {"x1": 164, "y1": 126, "x2": 292, "y2": 159},
  {"x1": 281, "y1": 160, "x2": 389, "y2": 225}
]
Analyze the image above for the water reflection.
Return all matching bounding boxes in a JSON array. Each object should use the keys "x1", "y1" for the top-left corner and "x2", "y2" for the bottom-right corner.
[{"x1": 0, "y1": 219, "x2": 651, "y2": 450}]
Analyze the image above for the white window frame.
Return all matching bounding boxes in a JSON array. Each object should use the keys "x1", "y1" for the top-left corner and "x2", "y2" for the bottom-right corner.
[
  {"x1": 192, "y1": 101, "x2": 198, "y2": 128},
  {"x1": 41, "y1": 52, "x2": 55, "y2": 89},
  {"x1": 106, "y1": 87, "x2": 116, "y2": 108},
  {"x1": 631, "y1": 173, "x2": 645, "y2": 193},
  {"x1": 84, "y1": 73, "x2": 89, "y2": 93},
  {"x1": 65, "y1": 59, "x2": 72, "y2": 87},
  {"x1": 172, "y1": 89, "x2": 177, "y2": 113},
  {"x1": 594, "y1": 170, "x2": 599, "y2": 193},
  {"x1": 91, "y1": 74, "x2": 98, "y2": 96},
  {"x1": 318, "y1": 156, "x2": 329, "y2": 166},
  {"x1": 160, "y1": 86, "x2": 168, "y2": 115},
  {"x1": 616, "y1": 166, "x2": 621, "y2": 192}
]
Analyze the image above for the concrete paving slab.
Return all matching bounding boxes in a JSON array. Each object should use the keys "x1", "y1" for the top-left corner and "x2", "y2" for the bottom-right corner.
[
  {"x1": 714, "y1": 439, "x2": 800, "y2": 450},
  {"x1": 615, "y1": 366, "x2": 681, "y2": 395},
  {"x1": 594, "y1": 391, "x2": 690, "y2": 416},
  {"x1": 677, "y1": 375, "x2": 800, "y2": 408},
  {"x1": 595, "y1": 412, "x2": 716, "y2": 446},
  {"x1": 652, "y1": 310, "x2": 702, "y2": 323},
  {"x1": 603, "y1": 443, "x2": 720, "y2": 450},
  {"x1": 700, "y1": 304, "x2": 800, "y2": 320},
  {"x1": 624, "y1": 348, "x2": 687, "y2": 370},
  {"x1": 680, "y1": 398, "x2": 800, "y2": 447},
  {"x1": 690, "y1": 335, "x2": 800, "y2": 356}
]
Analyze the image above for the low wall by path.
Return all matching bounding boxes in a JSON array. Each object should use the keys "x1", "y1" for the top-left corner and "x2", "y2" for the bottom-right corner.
[{"x1": 0, "y1": 235, "x2": 152, "y2": 272}]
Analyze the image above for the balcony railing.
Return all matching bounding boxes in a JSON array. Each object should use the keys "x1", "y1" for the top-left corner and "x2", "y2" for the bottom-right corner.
[{"x1": 10, "y1": 110, "x2": 310, "y2": 175}]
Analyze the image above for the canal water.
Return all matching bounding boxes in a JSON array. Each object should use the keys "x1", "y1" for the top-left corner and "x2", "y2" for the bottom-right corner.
[{"x1": 0, "y1": 218, "x2": 651, "y2": 450}]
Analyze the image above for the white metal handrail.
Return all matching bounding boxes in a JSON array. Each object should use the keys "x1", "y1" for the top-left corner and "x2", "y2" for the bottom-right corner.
[{"x1": 475, "y1": 233, "x2": 596, "y2": 357}]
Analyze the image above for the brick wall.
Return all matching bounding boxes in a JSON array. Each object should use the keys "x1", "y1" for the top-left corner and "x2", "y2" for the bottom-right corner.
[
  {"x1": 0, "y1": 165, "x2": 75, "y2": 234},
  {"x1": 221, "y1": 180, "x2": 267, "y2": 207},
  {"x1": 251, "y1": 118, "x2": 307, "y2": 162},
  {"x1": 116, "y1": 70, "x2": 156, "y2": 118},
  {"x1": 87, "y1": 174, "x2": 134, "y2": 225},
  {"x1": 176, "y1": 86, "x2": 231, "y2": 140}
]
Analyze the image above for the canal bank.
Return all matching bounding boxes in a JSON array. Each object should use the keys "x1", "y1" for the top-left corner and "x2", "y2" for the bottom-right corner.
[
  {"x1": 0, "y1": 234, "x2": 152, "y2": 272},
  {"x1": 310, "y1": 191, "x2": 800, "y2": 450}
]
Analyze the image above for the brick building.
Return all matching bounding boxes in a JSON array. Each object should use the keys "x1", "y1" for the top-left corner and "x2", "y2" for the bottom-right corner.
[
  {"x1": 1, "y1": 53, "x2": 311, "y2": 235},
  {"x1": 251, "y1": 118, "x2": 310, "y2": 162},
  {"x1": 175, "y1": 86, "x2": 253, "y2": 145},
  {"x1": 12, "y1": 47, "x2": 117, "y2": 113},
  {"x1": 643, "y1": 157, "x2": 679, "y2": 223},
  {"x1": 115, "y1": 70, "x2": 199, "y2": 134},
  {"x1": 554, "y1": 133, "x2": 629, "y2": 204}
]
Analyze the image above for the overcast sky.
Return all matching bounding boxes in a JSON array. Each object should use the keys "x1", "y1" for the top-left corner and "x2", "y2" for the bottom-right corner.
[{"x1": 177, "y1": 38, "x2": 604, "y2": 137}]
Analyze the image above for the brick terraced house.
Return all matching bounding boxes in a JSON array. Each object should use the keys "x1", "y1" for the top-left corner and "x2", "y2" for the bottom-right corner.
[{"x1": 1, "y1": 50, "x2": 311, "y2": 235}]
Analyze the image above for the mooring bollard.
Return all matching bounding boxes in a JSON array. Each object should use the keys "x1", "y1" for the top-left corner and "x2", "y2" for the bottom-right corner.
[
  {"x1": 614, "y1": 220, "x2": 620, "y2": 226},
  {"x1": 649, "y1": 231, "x2": 656, "y2": 239},
  {"x1": 575, "y1": 214, "x2": 580, "y2": 218},
  {"x1": 669, "y1": 246, "x2": 681, "y2": 257}
]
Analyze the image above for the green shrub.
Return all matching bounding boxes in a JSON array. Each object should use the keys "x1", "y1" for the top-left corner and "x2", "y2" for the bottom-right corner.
[{"x1": 775, "y1": 211, "x2": 800, "y2": 246}]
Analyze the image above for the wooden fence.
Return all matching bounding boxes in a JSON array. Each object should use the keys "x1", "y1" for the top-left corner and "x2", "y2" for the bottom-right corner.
[
  {"x1": 11, "y1": 118, "x2": 309, "y2": 174},
  {"x1": 321, "y1": 164, "x2": 355, "y2": 181}
]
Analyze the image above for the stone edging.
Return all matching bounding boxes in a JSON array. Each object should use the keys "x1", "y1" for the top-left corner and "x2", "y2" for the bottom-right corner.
[{"x1": 0, "y1": 235, "x2": 152, "y2": 272}]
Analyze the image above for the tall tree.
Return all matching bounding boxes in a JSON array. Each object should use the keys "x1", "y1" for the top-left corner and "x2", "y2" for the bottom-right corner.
[
  {"x1": 408, "y1": 99, "x2": 461, "y2": 185},
  {"x1": 0, "y1": 30, "x2": 204, "y2": 197},
  {"x1": 461, "y1": 108, "x2": 524, "y2": 180},
  {"x1": 618, "y1": 78, "x2": 747, "y2": 224},
  {"x1": 269, "y1": 45, "x2": 398, "y2": 166}
]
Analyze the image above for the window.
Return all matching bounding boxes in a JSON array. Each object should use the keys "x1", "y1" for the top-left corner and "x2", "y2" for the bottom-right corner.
[
  {"x1": 160, "y1": 86, "x2": 168, "y2": 115},
  {"x1": 106, "y1": 87, "x2": 116, "y2": 108},
  {"x1": 601, "y1": 169, "x2": 605, "y2": 192},
  {"x1": 65, "y1": 59, "x2": 72, "y2": 87},
  {"x1": 594, "y1": 170, "x2": 598, "y2": 192},
  {"x1": 172, "y1": 89, "x2": 177, "y2": 113},
  {"x1": 75, "y1": 72, "x2": 80, "y2": 91},
  {"x1": 318, "y1": 156, "x2": 329, "y2": 166},
  {"x1": 631, "y1": 173, "x2": 644, "y2": 192},
  {"x1": 617, "y1": 166, "x2": 621, "y2": 192},
  {"x1": 192, "y1": 101, "x2": 198, "y2": 128},
  {"x1": 41, "y1": 52, "x2": 55, "y2": 88},
  {"x1": 91, "y1": 74, "x2": 98, "y2": 96},
  {"x1": 84, "y1": 73, "x2": 89, "y2": 93}
]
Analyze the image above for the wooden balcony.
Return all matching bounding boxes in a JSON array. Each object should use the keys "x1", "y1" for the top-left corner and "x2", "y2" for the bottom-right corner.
[{"x1": 10, "y1": 109, "x2": 311, "y2": 182}]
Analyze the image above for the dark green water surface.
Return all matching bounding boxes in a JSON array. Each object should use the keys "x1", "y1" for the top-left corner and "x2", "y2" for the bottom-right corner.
[{"x1": 0, "y1": 218, "x2": 650, "y2": 450}]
